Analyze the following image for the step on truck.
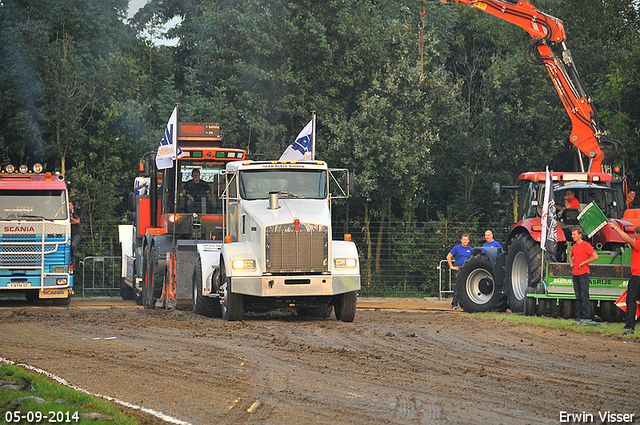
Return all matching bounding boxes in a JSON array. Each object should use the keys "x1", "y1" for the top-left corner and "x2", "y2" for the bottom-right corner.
[
  {"x1": 192, "y1": 160, "x2": 360, "y2": 321},
  {"x1": 119, "y1": 120, "x2": 247, "y2": 309},
  {"x1": 0, "y1": 164, "x2": 73, "y2": 305}
]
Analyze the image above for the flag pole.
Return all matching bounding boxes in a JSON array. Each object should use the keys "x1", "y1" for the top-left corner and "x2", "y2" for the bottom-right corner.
[{"x1": 311, "y1": 111, "x2": 316, "y2": 160}]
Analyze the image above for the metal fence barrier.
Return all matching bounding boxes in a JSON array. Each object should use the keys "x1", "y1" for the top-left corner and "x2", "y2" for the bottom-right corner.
[
  {"x1": 77, "y1": 256, "x2": 121, "y2": 298},
  {"x1": 438, "y1": 260, "x2": 454, "y2": 301}
]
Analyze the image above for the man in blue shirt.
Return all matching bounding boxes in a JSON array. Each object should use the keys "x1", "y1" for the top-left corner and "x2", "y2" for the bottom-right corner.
[
  {"x1": 447, "y1": 234, "x2": 473, "y2": 309},
  {"x1": 483, "y1": 230, "x2": 503, "y2": 250}
]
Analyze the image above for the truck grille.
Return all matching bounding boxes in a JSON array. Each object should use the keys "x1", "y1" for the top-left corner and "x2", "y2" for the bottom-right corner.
[
  {"x1": 0, "y1": 222, "x2": 67, "y2": 268},
  {"x1": 266, "y1": 224, "x2": 328, "y2": 273}
]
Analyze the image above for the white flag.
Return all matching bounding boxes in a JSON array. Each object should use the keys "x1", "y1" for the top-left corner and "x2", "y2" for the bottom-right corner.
[
  {"x1": 279, "y1": 119, "x2": 314, "y2": 161},
  {"x1": 540, "y1": 166, "x2": 557, "y2": 253},
  {"x1": 155, "y1": 106, "x2": 184, "y2": 169}
]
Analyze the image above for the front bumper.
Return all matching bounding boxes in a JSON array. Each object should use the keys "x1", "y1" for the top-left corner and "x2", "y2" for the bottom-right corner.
[{"x1": 231, "y1": 274, "x2": 360, "y2": 297}]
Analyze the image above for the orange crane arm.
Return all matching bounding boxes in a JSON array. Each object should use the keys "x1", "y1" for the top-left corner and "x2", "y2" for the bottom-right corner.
[{"x1": 454, "y1": 0, "x2": 612, "y2": 172}]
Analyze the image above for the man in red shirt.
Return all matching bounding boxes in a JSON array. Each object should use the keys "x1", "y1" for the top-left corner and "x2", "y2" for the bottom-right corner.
[
  {"x1": 564, "y1": 189, "x2": 581, "y2": 210},
  {"x1": 608, "y1": 221, "x2": 640, "y2": 335},
  {"x1": 569, "y1": 227, "x2": 599, "y2": 326}
]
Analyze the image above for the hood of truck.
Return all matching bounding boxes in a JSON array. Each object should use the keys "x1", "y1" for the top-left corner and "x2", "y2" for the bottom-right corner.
[{"x1": 242, "y1": 199, "x2": 331, "y2": 229}]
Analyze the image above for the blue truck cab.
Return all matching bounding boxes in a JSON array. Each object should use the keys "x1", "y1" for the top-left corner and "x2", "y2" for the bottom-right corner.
[{"x1": 0, "y1": 164, "x2": 73, "y2": 305}]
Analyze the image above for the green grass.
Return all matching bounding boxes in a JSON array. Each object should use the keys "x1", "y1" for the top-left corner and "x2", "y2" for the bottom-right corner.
[
  {"x1": 480, "y1": 312, "x2": 639, "y2": 338},
  {"x1": 0, "y1": 363, "x2": 142, "y2": 424}
]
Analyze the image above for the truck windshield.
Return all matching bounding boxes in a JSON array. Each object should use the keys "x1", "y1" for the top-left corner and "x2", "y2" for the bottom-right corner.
[
  {"x1": 0, "y1": 190, "x2": 68, "y2": 220},
  {"x1": 239, "y1": 170, "x2": 327, "y2": 200}
]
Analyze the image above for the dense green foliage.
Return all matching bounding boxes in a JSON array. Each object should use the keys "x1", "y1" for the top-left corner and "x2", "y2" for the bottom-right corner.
[{"x1": 2, "y1": 0, "x2": 640, "y2": 294}]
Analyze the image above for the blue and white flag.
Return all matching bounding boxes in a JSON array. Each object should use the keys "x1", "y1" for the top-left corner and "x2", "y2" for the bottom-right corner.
[
  {"x1": 156, "y1": 106, "x2": 184, "y2": 169},
  {"x1": 279, "y1": 119, "x2": 314, "y2": 161},
  {"x1": 540, "y1": 166, "x2": 557, "y2": 253}
]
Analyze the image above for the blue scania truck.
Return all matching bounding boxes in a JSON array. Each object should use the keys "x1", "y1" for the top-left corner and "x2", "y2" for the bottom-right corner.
[{"x1": 0, "y1": 164, "x2": 73, "y2": 305}]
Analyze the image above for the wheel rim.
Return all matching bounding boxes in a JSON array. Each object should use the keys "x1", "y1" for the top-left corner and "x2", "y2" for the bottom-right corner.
[
  {"x1": 192, "y1": 277, "x2": 198, "y2": 312},
  {"x1": 220, "y1": 282, "x2": 228, "y2": 316},
  {"x1": 465, "y1": 268, "x2": 494, "y2": 305},
  {"x1": 511, "y1": 251, "x2": 528, "y2": 301}
]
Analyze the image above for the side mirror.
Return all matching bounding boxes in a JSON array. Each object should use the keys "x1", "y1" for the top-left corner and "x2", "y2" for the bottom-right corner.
[
  {"x1": 127, "y1": 192, "x2": 136, "y2": 211},
  {"x1": 346, "y1": 173, "x2": 355, "y2": 196},
  {"x1": 491, "y1": 182, "x2": 501, "y2": 198},
  {"x1": 139, "y1": 161, "x2": 150, "y2": 177}
]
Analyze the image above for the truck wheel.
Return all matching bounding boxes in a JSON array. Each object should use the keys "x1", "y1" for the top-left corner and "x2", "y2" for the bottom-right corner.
[
  {"x1": 535, "y1": 286, "x2": 546, "y2": 316},
  {"x1": 143, "y1": 245, "x2": 164, "y2": 309},
  {"x1": 120, "y1": 277, "x2": 134, "y2": 300},
  {"x1": 334, "y1": 291, "x2": 357, "y2": 322},
  {"x1": 220, "y1": 262, "x2": 243, "y2": 321},
  {"x1": 192, "y1": 258, "x2": 222, "y2": 317},
  {"x1": 524, "y1": 287, "x2": 535, "y2": 316},
  {"x1": 456, "y1": 256, "x2": 507, "y2": 313},
  {"x1": 505, "y1": 233, "x2": 542, "y2": 313}
]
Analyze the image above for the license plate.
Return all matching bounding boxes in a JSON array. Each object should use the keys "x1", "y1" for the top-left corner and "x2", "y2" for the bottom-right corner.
[{"x1": 7, "y1": 282, "x2": 32, "y2": 288}]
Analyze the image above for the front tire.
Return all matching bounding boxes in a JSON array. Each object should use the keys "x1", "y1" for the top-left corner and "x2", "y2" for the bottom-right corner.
[
  {"x1": 505, "y1": 233, "x2": 542, "y2": 312},
  {"x1": 456, "y1": 256, "x2": 507, "y2": 313},
  {"x1": 334, "y1": 291, "x2": 357, "y2": 322},
  {"x1": 220, "y1": 261, "x2": 243, "y2": 321},
  {"x1": 192, "y1": 258, "x2": 222, "y2": 317}
]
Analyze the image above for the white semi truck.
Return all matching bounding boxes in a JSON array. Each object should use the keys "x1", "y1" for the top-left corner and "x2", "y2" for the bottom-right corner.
[{"x1": 192, "y1": 160, "x2": 360, "y2": 321}]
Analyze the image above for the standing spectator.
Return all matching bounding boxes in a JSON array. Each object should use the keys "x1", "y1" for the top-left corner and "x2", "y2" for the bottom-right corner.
[
  {"x1": 447, "y1": 234, "x2": 472, "y2": 309},
  {"x1": 568, "y1": 226, "x2": 598, "y2": 326},
  {"x1": 483, "y1": 230, "x2": 503, "y2": 250},
  {"x1": 69, "y1": 200, "x2": 82, "y2": 266},
  {"x1": 608, "y1": 221, "x2": 640, "y2": 335}
]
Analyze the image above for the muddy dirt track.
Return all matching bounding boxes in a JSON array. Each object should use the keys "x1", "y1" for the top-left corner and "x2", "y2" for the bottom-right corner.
[{"x1": 0, "y1": 298, "x2": 639, "y2": 425}]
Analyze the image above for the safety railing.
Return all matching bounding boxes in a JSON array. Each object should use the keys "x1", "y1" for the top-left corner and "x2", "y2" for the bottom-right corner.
[
  {"x1": 437, "y1": 260, "x2": 454, "y2": 301},
  {"x1": 77, "y1": 256, "x2": 121, "y2": 298}
]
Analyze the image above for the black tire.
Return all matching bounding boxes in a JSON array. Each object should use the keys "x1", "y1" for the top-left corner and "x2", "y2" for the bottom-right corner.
[
  {"x1": 220, "y1": 261, "x2": 243, "y2": 321},
  {"x1": 561, "y1": 299, "x2": 574, "y2": 319},
  {"x1": 52, "y1": 295, "x2": 71, "y2": 306},
  {"x1": 297, "y1": 305, "x2": 333, "y2": 318},
  {"x1": 192, "y1": 258, "x2": 222, "y2": 318},
  {"x1": 613, "y1": 303, "x2": 625, "y2": 322},
  {"x1": 535, "y1": 286, "x2": 546, "y2": 317},
  {"x1": 456, "y1": 256, "x2": 507, "y2": 313},
  {"x1": 505, "y1": 233, "x2": 542, "y2": 313},
  {"x1": 143, "y1": 245, "x2": 163, "y2": 309},
  {"x1": 134, "y1": 289, "x2": 143, "y2": 306},
  {"x1": 334, "y1": 291, "x2": 357, "y2": 322},
  {"x1": 120, "y1": 277, "x2": 134, "y2": 300},
  {"x1": 524, "y1": 287, "x2": 535, "y2": 316},
  {"x1": 550, "y1": 298, "x2": 562, "y2": 318}
]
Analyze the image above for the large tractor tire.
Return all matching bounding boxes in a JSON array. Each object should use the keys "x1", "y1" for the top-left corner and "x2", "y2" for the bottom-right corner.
[
  {"x1": 456, "y1": 256, "x2": 507, "y2": 313},
  {"x1": 334, "y1": 291, "x2": 357, "y2": 322},
  {"x1": 192, "y1": 258, "x2": 222, "y2": 318},
  {"x1": 220, "y1": 261, "x2": 243, "y2": 321},
  {"x1": 505, "y1": 233, "x2": 542, "y2": 313}
]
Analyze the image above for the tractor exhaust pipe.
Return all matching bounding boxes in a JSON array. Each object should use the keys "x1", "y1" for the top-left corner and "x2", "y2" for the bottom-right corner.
[{"x1": 268, "y1": 192, "x2": 280, "y2": 210}]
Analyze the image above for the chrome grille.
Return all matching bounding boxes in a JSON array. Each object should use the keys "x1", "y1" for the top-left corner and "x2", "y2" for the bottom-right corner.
[{"x1": 266, "y1": 225, "x2": 328, "y2": 273}]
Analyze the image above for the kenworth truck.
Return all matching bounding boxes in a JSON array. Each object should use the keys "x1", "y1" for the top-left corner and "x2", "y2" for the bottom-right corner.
[
  {"x1": 119, "y1": 121, "x2": 246, "y2": 309},
  {"x1": 0, "y1": 164, "x2": 73, "y2": 305},
  {"x1": 425, "y1": 0, "x2": 637, "y2": 318},
  {"x1": 191, "y1": 160, "x2": 360, "y2": 321}
]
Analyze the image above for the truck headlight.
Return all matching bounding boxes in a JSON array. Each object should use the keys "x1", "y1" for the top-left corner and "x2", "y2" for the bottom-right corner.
[
  {"x1": 56, "y1": 278, "x2": 68, "y2": 285},
  {"x1": 232, "y1": 259, "x2": 256, "y2": 270},
  {"x1": 335, "y1": 258, "x2": 357, "y2": 268}
]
